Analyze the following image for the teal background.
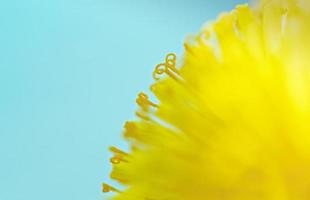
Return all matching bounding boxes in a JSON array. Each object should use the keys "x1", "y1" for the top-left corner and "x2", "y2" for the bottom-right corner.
[{"x1": 0, "y1": 0, "x2": 247, "y2": 199}]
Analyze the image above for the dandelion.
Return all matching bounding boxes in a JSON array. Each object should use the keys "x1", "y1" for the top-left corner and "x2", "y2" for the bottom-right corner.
[{"x1": 104, "y1": 0, "x2": 310, "y2": 199}]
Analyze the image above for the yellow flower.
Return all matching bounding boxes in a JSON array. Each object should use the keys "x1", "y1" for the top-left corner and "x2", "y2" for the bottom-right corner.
[{"x1": 104, "y1": 0, "x2": 310, "y2": 199}]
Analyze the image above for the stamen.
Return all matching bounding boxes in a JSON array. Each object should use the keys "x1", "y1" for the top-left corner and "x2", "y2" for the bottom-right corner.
[
  {"x1": 109, "y1": 146, "x2": 128, "y2": 156},
  {"x1": 110, "y1": 155, "x2": 128, "y2": 164},
  {"x1": 136, "y1": 92, "x2": 158, "y2": 109},
  {"x1": 152, "y1": 53, "x2": 180, "y2": 81},
  {"x1": 102, "y1": 183, "x2": 121, "y2": 193},
  {"x1": 124, "y1": 121, "x2": 137, "y2": 138},
  {"x1": 110, "y1": 156, "x2": 121, "y2": 164},
  {"x1": 281, "y1": 7, "x2": 288, "y2": 34},
  {"x1": 124, "y1": 121, "x2": 136, "y2": 131},
  {"x1": 135, "y1": 111, "x2": 151, "y2": 121},
  {"x1": 109, "y1": 147, "x2": 129, "y2": 164},
  {"x1": 184, "y1": 43, "x2": 195, "y2": 55}
]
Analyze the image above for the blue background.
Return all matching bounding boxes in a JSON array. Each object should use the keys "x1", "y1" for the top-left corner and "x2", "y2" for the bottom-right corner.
[{"x1": 0, "y1": 0, "x2": 247, "y2": 199}]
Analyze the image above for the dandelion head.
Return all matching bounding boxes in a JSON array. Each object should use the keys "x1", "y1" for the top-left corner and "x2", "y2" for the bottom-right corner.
[{"x1": 104, "y1": 0, "x2": 310, "y2": 199}]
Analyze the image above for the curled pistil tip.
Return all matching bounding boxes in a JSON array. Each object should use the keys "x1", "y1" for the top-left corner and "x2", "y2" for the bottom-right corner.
[
  {"x1": 152, "y1": 53, "x2": 179, "y2": 81},
  {"x1": 136, "y1": 92, "x2": 158, "y2": 110}
]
